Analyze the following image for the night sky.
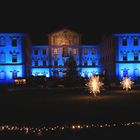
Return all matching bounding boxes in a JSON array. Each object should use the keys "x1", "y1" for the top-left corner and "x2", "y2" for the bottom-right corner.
[{"x1": 1, "y1": 0, "x2": 140, "y2": 45}]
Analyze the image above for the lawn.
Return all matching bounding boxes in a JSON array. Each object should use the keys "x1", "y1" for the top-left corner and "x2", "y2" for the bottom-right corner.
[{"x1": 0, "y1": 88, "x2": 140, "y2": 139}]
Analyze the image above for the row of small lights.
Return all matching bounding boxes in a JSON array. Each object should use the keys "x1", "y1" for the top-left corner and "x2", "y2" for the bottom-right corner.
[{"x1": 0, "y1": 121, "x2": 140, "y2": 136}]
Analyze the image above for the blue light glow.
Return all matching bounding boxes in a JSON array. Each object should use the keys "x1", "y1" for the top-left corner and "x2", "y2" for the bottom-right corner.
[
  {"x1": 114, "y1": 33, "x2": 140, "y2": 80},
  {"x1": 0, "y1": 33, "x2": 26, "y2": 83},
  {"x1": 31, "y1": 68, "x2": 50, "y2": 77}
]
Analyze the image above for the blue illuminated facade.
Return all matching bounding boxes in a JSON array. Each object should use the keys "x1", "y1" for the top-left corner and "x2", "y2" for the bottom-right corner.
[
  {"x1": 1, "y1": 29, "x2": 140, "y2": 84},
  {"x1": 114, "y1": 33, "x2": 140, "y2": 80},
  {"x1": 100, "y1": 33, "x2": 140, "y2": 82},
  {"x1": 31, "y1": 45, "x2": 100, "y2": 78},
  {"x1": 31, "y1": 29, "x2": 101, "y2": 78},
  {"x1": 0, "y1": 33, "x2": 30, "y2": 83}
]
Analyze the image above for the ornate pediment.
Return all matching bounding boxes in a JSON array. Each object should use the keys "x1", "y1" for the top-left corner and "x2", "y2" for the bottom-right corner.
[{"x1": 49, "y1": 28, "x2": 81, "y2": 46}]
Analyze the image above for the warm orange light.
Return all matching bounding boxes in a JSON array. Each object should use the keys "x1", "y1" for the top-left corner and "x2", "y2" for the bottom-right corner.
[{"x1": 120, "y1": 77, "x2": 134, "y2": 91}]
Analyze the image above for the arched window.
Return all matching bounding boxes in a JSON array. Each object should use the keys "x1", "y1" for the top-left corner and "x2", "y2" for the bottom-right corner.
[
  {"x1": 84, "y1": 71, "x2": 88, "y2": 77},
  {"x1": 43, "y1": 60, "x2": 46, "y2": 66},
  {"x1": 54, "y1": 60, "x2": 58, "y2": 66},
  {"x1": 92, "y1": 61, "x2": 96, "y2": 66},
  {"x1": 12, "y1": 70, "x2": 18, "y2": 79},
  {"x1": 122, "y1": 38, "x2": 127, "y2": 46},
  {"x1": 134, "y1": 52, "x2": 139, "y2": 61},
  {"x1": 123, "y1": 53, "x2": 127, "y2": 61},
  {"x1": 92, "y1": 48, "x2": 96, "y2": 54},
  {"x1": 62, "y1": 47, "x2": 68, "y2": 57},
  {"x1": 0, "y1": 36, "x2": 5, "y2": 46},
  {"x1": 83, "y1": 48, "x2": 88, "y2": 55},
  {"x1": 134, "y1": 69, "x2": 139, "y2": 78},
  {"x1": 0, "y1": 51, "x2": 5, "y2": 62},
  {"x1": 72, "y1": 48, "x2": 77, "y2": 55},
  {"x1": 84, "y1": 60, "x2": 87, "y2": 66},
  {"x1": 123, "y1": 69, "x2": 128, "y2": 77},
  {"x1": 0, "y1": 71, "x2": 6, "y2": 80},
  {"x1": 12, "y1": 54, "x2": 17, "y2": 62},
  {"x1": 134, "y1": 38, "x2": 138, "y2": 46}
]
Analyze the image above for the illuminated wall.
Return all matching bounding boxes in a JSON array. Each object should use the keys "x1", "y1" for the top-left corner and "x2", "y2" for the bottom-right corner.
[
  {"x1": 48, "y1": 28, "x2": 81, "y2": 46},
  {"x1": 114, "y1": 33, "x2": 140, "y2": 80},
  {"x1": 80, "y1": 67, "x2": 100, "y2": 77},
  {"x1": 31, "y1": 29, "x2": 101, "y2": 78},
  {"x1": 0, "y1": 33, "x2": 27, "y2": 83},
  {"x1": 0, "y1": 65, "x2": 25, "y2": 83},
  {"x1": 31, "y1": 68, "x2": 50, "y2": 77},
  {"x1": 31, "y1": 44, "x2": 100, "y2": 78},
  {"x1": 31, "y1": 45, "x2": 50, "y2": 77},
  {"x1": 79, "y1": 45, "x2": 100, "y2": 77}
]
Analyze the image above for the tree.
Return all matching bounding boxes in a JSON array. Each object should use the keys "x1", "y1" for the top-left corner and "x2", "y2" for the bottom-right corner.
[{"x1": 65, "y1": 53, "x2": 78, "y2": 80}]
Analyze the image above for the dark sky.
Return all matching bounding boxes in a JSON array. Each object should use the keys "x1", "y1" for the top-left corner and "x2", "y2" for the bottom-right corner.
[{"x1": 1, "y1": 0, "x2": 140, "y2": 45}]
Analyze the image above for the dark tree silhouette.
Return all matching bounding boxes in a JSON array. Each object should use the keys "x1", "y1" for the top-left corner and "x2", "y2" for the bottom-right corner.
[
  {"x1": 65, "y1": 54, "x2": 78, "y2": 87},
  {"x1": 66, "y1": 53, "x2": 78, "y2": 80}
]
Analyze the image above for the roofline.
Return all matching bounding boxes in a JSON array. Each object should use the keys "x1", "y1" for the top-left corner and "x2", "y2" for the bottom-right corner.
[{"x1": 48, "y1": 27, "x2": 81, "y2": 36}]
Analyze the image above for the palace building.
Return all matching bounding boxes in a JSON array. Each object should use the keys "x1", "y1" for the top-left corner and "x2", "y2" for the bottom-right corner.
[
  {"x1": 100, "y1": 33, "x2": 140, "y2": 82},
  {"x1": 0, "y1": 33, "x2": 31, "y2": 83},
  {"x1": 0, "y1": 29, "x2": 140, "y2": 84},
  {"x1": 31, "y1": 29, "x2": 100, "y2": 78}
]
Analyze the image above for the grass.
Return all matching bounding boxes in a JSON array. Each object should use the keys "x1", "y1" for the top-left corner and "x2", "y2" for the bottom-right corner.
[{"x1": 0, "y1": 88, "x2": 140, "y2": 139}]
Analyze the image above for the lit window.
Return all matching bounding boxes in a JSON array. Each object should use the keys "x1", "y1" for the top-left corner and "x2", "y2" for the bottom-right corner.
[
  {"x1": 92, "y1": 61, "x2": 96, "y2": 66},
  {"x1": 134, "y1": 38, "x2": 138, "y2": 46},
  {"x1": 84, "y1": 71, "x2": 88, "y2": 77},
  {"x1": 123, "y1": 69, "x2": 128, "y2": 77},
  {"x1": 92, "y1": 48, "x2": 96, "y2": 54},
  {"x1": 134, "y1": 69, "x2": 139, "y2": 78},
  {"x1": 34, "y1": 49, "x2": 38, "y2": 55},
  {"x1": 62, "y1": 47, "x2": 68, "y2": 57},
  {"x1": 12, "y1": 55, "x2": 17, "y2": 62},
  {"x1": 53, "y1": 70, "x2": 59, "y2": 77},
  {"x1": 54, "y1": 60, "x2": 58, "y2": 66},
  {"x1": 0, "y1": 36, "x2": 5, "y2": 46},
  {"x1": 0, "y1": 53, "x2": 5, "y2": 62},
  {"x1": 84, "y1": 60, "x2": 87, "y2": 66},
  {"x1": 134, "y1": 53, "x2": 139, "y2": 60},
  {"x1": 12, "y1": 39, "x2": 17, "y2": 46},
  {"x1": 54, "y1": 48, "x2": 58, "y2": 55},
  {"x1": 84, "y1": 48, "x2": 88, "y2": 55},
  {"x1": 122, "y1": 38, "x2": 127, "y2": 46},
  {"x1": 73, "y1": 48, "x2": 77, "y2": 55},
  {"x1": 0, "y1": 71, "x2": 6, "y2": 80},
  {"x1": 43, "y1": 60, "x2": 46, "y2": 66},
  {"x1": 64, "y1": 61, "x2": 67, "y2": 66},
  {"x1": 42, "y1": 49, "x2": 46, "y2": 55},
  {"x1": 12, "y1": 70, "x2": 18, "y2": 79},
  {"x1": 35, "y1": 61, "x2": 38, "y2": 66},
  {"x1": 123, "y1": 54, "x2": 127, "y2": 61}
]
